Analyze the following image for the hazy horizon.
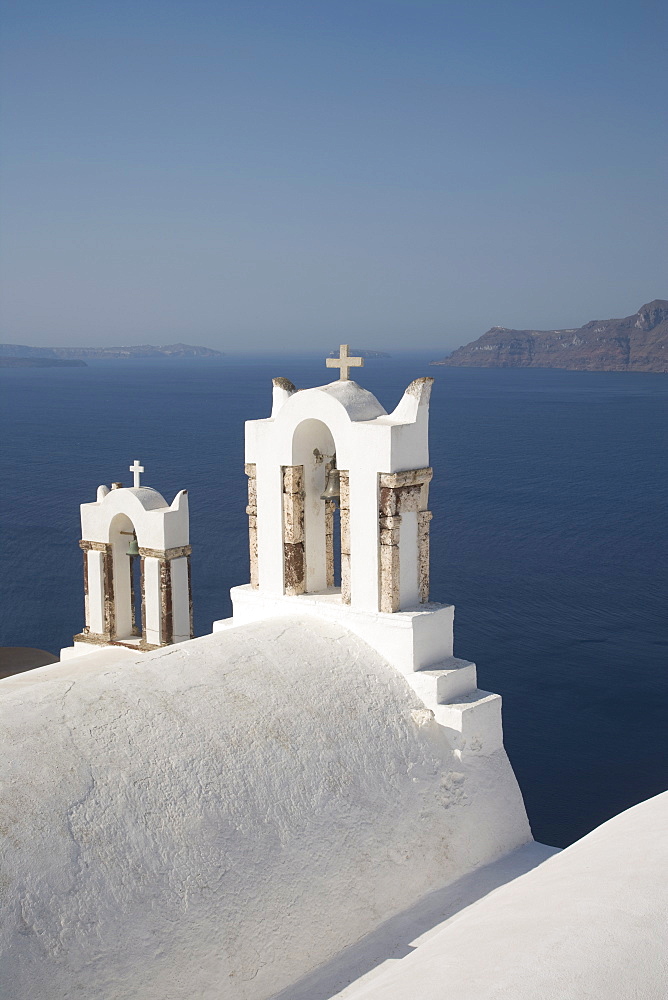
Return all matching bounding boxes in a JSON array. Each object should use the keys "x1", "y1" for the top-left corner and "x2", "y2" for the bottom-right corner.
[{"x1": 1, "y1": 0, "x2": 666, "y2": 352}]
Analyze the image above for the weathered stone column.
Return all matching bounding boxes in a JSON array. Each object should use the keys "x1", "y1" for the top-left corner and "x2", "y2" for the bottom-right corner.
[
  {"x1": 129, "y1": 556, "x2": 139, "y2": 637},
  {"x1": 160, "y1": 558, "x2": 172, "y2": 645},
  {"x1": 339, "y1": 470, "x2": 351, "y2": 604},
  {"x1": 325, "y1": 500, "x2": 336, "y2": 588},
  {"x1": 76, "y1": 540, "x2": 114, "y2": 642},
  {"x1": 418, "y1": 509, "x2": 433, "y2": 604},
  {"x1": 378, "y1": 468, "x2": 433, "y2": 613},
  {"x1": 140, "y1": 556, "x2": 147, "y2": 642},
  {"x1": 245, "y1": 463, "x2": 259, "y2": 589},
  {"x1": 282, "y1": 465, "x2": 305, "y2": 596},
  {"x1": 379, "y1": 514, "x2": 402, "y2": 613},
  {"x1": 187, "y1": 554, "x2": 194, "y2": 640}
]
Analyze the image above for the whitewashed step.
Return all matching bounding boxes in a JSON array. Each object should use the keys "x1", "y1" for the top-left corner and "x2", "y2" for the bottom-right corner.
[
  {"x1": 409, "y1": 656, "x2": 477, "y2": 704},
  {"x1": 434, "y1": 689, "x2": 503, "y2": 755}
]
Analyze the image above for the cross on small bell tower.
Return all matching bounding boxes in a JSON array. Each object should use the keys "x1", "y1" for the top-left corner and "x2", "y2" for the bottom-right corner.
[{"x1": 129, "y1": 460, "x2": 144, "y2": 488}]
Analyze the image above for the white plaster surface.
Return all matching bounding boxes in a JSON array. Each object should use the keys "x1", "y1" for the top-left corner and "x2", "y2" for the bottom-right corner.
[
  {"x1": 170, "y1": 555, "x2": 191, "y2": 642},
  {"x1": 274, "y1": 841, "x2": 559, "y2": 1000},
  {"x1": 87, "y1": 548, "x2": 105, "y2": 633},
  {"x1": 314, "y1": 791, "x2": 668, "y2": 1000},
  {"x1": 223, "y1": 586, "x2": 455, "y2": 672},
  {"x1": 0, "y1": 617, "x2": 531, "y2": 1000},
  {"x1": 143, "y1": 554, "x2": 162, "y2": 644},
  {"x1": 319, "y1": 379, "x2": 387, "y2": 421}
]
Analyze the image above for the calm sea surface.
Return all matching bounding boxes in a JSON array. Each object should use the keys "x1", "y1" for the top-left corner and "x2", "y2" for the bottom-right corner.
[{"x1": 1, "y1": 355, "x2": 666, "y2": 847}]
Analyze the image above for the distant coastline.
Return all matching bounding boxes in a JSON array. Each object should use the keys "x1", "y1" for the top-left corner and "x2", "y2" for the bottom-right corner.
[
  {"x1": 0, "y1": 343, "x2": 224, "y2": 361},
  {"x1": 327, "y1": 348, "x2": 391, "y2": 359},
  {"x1": 431, "y1": 300, "x2": 668, "y2": 374},
  {"x1": 0, "y1": 357, "x2": 87, "y2": 368}
]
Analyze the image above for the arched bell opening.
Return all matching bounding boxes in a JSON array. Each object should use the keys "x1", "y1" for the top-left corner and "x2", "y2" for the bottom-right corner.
[
  {"x1": 108, "y1": 512, "x2": 143, "y2": 642},
  {"x1": 290, "y1": 418, "x2": 345, "y2": 597}
]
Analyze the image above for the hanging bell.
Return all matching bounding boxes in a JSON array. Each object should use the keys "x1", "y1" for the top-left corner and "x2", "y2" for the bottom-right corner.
[
  {"x1": 126, "y1": 534, "x2": 140, "y2": 557},
  {"x1": 320, "y1": 468, "x2": 341, "y2": 506}
]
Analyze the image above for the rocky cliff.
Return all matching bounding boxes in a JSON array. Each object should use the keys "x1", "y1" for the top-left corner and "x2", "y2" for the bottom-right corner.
[{"x1": 432, "y1": 300, "x2": 668, "y2": 373}]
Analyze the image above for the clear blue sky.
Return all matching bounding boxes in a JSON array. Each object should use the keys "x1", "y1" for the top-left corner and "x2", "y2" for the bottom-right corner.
[{"x1": 1, "y1": 0, "x2": 666, "y2": 351}]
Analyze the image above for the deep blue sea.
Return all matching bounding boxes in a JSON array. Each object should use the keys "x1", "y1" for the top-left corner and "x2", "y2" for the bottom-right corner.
[{"x1": 1, "y1": 355, "x2": 666, "y2": 848}]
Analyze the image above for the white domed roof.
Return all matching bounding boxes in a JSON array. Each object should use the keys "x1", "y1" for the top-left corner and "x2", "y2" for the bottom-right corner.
[
  {"x1": 124, "y1": 485, "x2": 170, "y2": 509},
  {"x1": 315, "y1": 379, "x2": 388, "y2": 420},
  {"x1": 0, "y1": 616, "x2": 529, "y2": 1000}
]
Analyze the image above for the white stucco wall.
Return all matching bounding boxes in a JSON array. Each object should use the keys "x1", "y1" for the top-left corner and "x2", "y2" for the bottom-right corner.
[
  {"x1": 0, "y1": 617, "x2": 530, "y2": 1000},
  {"x1": 328, "y1": 791, "x2": 668, "y2": 1000}
]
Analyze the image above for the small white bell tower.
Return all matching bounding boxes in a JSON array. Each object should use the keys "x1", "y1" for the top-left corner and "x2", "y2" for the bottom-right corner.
[{"x1": 61, "y1": 462, "x2": 193, "y2": 659}]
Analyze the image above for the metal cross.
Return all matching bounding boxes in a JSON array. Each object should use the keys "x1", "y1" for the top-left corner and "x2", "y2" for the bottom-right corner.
[
  {"x1": 326, "y1": 344, "x2": 364, "y2": 381},
  {"x1": 129, "y1": 459, "x2": 144, "y2": 488}
]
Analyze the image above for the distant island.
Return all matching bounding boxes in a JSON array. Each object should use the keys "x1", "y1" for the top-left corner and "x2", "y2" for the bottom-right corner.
[
  {"x1": 0, "y1": 357, "x2": 87, "y2": 368},
  {"x1": 0, "y1": 343, "x2": 224, "y2": 361},
  {"x1": 327, "y1": 348, "x2": 391, "y2": 358},
  {"x1": 431, "y1": 300, "x2": 668, "y2": 373}
]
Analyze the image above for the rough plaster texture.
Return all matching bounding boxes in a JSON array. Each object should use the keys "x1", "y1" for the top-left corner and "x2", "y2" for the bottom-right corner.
[
  {"x1": 275, "y1": 841, "x2": 559, "y2": 1000},
  {"x1": 218, "y1": 588, "x2": 506, "y2": 758},
  {"x1": 324, "y1": 792, "x2": 668, "y2": 1000},
  {"x1": 0, "y1": 617, "x2": 530, "y2": 1000}
]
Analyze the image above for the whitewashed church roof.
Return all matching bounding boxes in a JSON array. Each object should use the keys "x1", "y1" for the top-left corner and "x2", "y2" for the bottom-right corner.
[{"x1": 0, "y1": 617, "x2": 530, "y2": 1000}]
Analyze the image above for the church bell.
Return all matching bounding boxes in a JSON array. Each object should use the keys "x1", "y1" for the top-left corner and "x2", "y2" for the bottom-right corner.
[
  {"x1": 126, "y1": 534, "x2": 140, "y2": 557},
  {"x1": 320, "y1": 468, "x2": 341, "y2": 506}
]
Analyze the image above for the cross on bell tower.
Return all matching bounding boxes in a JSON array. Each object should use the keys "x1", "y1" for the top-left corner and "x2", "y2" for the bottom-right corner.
[
  {"x1": 326, "y1": 345, "x2": 364, "y2": 381},
  {"x1": 129, "y1": 460, "x2": 144, "y2": 488}
]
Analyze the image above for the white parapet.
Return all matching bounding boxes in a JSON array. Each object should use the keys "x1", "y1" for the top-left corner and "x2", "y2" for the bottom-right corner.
[{"x1": 60, "y1": 641, "x2": 106, "y2": 661}]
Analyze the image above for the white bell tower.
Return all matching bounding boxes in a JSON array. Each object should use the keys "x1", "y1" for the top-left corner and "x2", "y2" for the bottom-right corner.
[
  {"x1": 214, "y1": 348, "x2": 506, "y2": 757},
  {"x1": 61, "y1": 462, "x2": 193, "y2": 659},
  {"x1": 241, "y1": 348, "x2": 436, "y2": 614}
]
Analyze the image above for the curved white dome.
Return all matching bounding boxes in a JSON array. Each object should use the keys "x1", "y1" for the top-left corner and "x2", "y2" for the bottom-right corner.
[
  {"x1": 316, "y1": 379, "x2": 388, "y2": 420},
  {"x1": 0, "y1": 617, "x2": 529, "y2": 1000}
]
